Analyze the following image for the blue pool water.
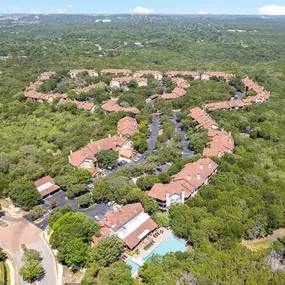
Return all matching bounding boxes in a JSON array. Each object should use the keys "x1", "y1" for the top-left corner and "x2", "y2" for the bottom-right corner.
[
  {"x1": 144, "y1": 235, "x2": 187, "y2": 262},
  {"x1": 126, "y1": 259, "x2": 141, "y2": 275}
]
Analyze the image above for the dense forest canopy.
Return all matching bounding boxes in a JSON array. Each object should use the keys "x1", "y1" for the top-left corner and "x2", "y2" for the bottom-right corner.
[{"x1": 2, "y1": 14, "x2": 285, "y2": 284}]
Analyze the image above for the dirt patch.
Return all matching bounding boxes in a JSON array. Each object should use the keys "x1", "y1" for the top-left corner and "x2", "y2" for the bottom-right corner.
[
  {"x1": 62, "y1": 266, "x2": 83, "y2": 284},
  {"x1": 243, "y1": 228, "x2": 285, "y2": 251}
]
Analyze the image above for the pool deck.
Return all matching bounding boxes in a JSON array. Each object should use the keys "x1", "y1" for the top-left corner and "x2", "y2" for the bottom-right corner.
[{"x1": 126, "y1": 228, "x2": 184, "y2": 266}]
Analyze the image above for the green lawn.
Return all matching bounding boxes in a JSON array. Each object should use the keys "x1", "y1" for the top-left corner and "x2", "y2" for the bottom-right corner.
[{"x1": 0, "y1": 261, "x2": 5, "y2": 284}]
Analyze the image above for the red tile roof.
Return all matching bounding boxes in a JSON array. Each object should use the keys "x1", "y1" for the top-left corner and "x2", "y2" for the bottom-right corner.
[
  {"x1": 74, "y1": 82, "x2": 107, "y2": 94},
  {"x1": 188, "y1": 107, "x2": 219, "y2": 129},
  {"x1": 134, "y1": 70, "x2": 162, "y2": 77},
  {"x1": 203, "y1": 130, "x2": 234, "y2": 157},
  {"x1": 102, "y1": 203, "x2": 158, "y2": 249},
  {"x1": 171, "y1": 77, "x2": 190, "y2": 88},
  {"x1": 148, "y1": 158, "x2": 218, "y2": 201},
  {"x1": 117, "y1": 116, "x2": 138, "y2": 137},
  {"x1": 70, "y1": 69, "x2": 98, "y2": 76},
  {"x1": 167, "y1": 71, "x2": 200, "y2": 78},
  {"x1": 102, "y1": 99, "x2": 139, "y2": 114},
  {"x1": 69, "y1": 136, "x2": 128, "y2": 167},
  {"x1": 205, "y1": 99, "x2": 252, "y2": 111},
  {"x1": 101, "y1": 69, "x2": 132, "y2": 75},
  {"x1": 203, "y1": 72, "x2": 233, "y2": 80},
  {"x1": 58, "y1": 98, "x2": 96, "y2": 112},
  {"x1": 103, "y1": 203, "x2": 144, "y2": 231},
  {"x1": 161, "y1": 87, "x2": 187, "y2": 99},
  {"x1": 35, "y1": 176, "x2": 60, "y2": 197},
  {"x1": 39, "y1": 72, "x2": 55, "y2": 81},
  {"x1": 242, "y1": 77, "x2": 264, "y2": 93},
  {"x1": 123, "y1": 218, "x2": 157, "y2": 249}
]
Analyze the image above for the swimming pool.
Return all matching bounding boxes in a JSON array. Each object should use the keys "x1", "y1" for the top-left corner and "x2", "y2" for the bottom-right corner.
[
  {"x1": 126, "y1": 259, "x2": 141, "y2": 275},
  {"x1": 144, "y1": 235, "x2": 187, "y2": 262}
]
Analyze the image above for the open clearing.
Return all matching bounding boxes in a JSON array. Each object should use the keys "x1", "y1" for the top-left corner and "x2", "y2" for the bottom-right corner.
[{"x1": 243, "y1": 228, "x2": 285, "y2": 251}]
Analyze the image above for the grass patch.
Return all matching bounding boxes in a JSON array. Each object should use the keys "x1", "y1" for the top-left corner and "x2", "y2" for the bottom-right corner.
[
  {"x1": 0, "y1": 261, "x2": 5, "y2": 284},
  {"x1": 4, "y1": 262, "x2": 10, "y2": 285},
  {"x1": 243, "y1": 238, "x2": 271, "y2": 251}
]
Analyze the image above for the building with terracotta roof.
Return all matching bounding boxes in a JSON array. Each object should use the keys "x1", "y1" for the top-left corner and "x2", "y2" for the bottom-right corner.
[
  {"x1": 110, "y1": 77, "x2": 148, "y2": 88},
  {"x1": 148, "y1": 158, "x2": 218, "y2": 210},
  {"x1": 100, "y1": 203, "x2": 158, "y2": 249},
  {"x1": 171, "y1": 78, "x2": 190, "y2": 88},
  {"x1": 161, "y1": 87, "x2": 187, "y2": 99},
  {"x1": 166, "y1": 71, "x2": 200, "y2": 80},
  {"x1": 133, "y1": 70, "x2": 163, "y2": 81},
  {"x1": 39, "y1": 72, "x2": 55, "y2": 81},
  {"x1": 68, "y1": 136, "x2": 133, "y2": 174},
  {"x1": 57, "y1": 98, "x2": 96, "y2": 112},
  {"x1": 242, "y1": 77, "x2": 264, "y2": 93},
  {"x1": 201, "y1": 72, "x2": 233, "y2": 82},
  {"x1": 188, "y1": 107, "x2": 219, "y2": 129},
  {"x1": 70, "y1": 69, "x2": 98, "y2": 78},
  {"x1": 74, "y1": 82, "x2": 107, "y2": 94},
  {"x1": 203, "y1": 130, "x2": 234, "y2": 158},
  {"x1": 25, "y1": 90, "x2": 66, "y2": 103},
  {"x1": 101, "y1": 69, "x2": 132, "y2": 76},
  {"x1": 102, "y1": 99, "x2": 139, "y2": 114},
  {"x1": 35, "y1": 176, "x2": 61, "y2": 198},
  {"x1": 117, "y1": 116, "x2": 138, "y2": 137},
  {"x1": 205, "y1": 98, "x2": 252, "y2": 111}
]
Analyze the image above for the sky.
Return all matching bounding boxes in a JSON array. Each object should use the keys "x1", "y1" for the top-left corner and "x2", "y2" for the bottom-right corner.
[{"x1": 2, "y1": 0, "x2": 285, "y2": 15}]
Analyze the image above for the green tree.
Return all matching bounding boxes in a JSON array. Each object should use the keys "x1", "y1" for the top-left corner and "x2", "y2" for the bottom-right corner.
[
  {"x1": 20, "y1": 260, "x2": 43, "y2": 282},
  {"x1": 0, "y1": 248, "x2": 5, "y2": 261},
  {"x1": 133, "y1": 132, "x2": 148, "y2": 153},
  {"x1": 23, "y1": 249, "x2": 41, "y2": 262},
  {"x1": 30, "y1": 205, "x2": 48, "y2": 220},
  {"x1": 9, "y1": 179, "x2": 42, "y2": 210},
  {"x1": 57, "y1": 238, "x2": 88, "y2": 268},
  {"x1": 89, "y1": 236, "x2": 124, "y2": 267},
  {"x1": 96, "y1": 150, "x2": 118, "y2": 168},
  {"x1": 78, "y1": 194, "x2": 94, "y2": 208}
]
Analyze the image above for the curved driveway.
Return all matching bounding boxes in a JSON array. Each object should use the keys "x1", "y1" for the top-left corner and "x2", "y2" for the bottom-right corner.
[{"x1": 0, "y1": 216, "x2": 57, "y2": 285}]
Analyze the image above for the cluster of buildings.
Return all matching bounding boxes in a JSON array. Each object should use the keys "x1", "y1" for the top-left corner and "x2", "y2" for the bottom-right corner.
[
  {"x1": 161, "y1": 87, "x2": 187, "y2": 100},
  {"x1": 148, "y1": 158, "x2": 218, "y2": 210},
  {"x1": 188, "y1": 107, "x2": 220, "y2": 129},
  {"x1": 68, "y1": 135, "x2": 133, "y2": 177},
  {"x1": 25, "y1": 72, "x2": 66, "y2": 103},
  {"x1": 110, "y1": 77, "x2": 148, "y2": 89},
  {"x1": 93, "y1": 203, "x2": 158, "y2": 250},
  {"x1": 102, "y1": 99, "x2": 139, "y2": 114}
]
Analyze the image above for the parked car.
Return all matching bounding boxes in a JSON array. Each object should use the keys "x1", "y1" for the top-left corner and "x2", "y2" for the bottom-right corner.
[
  {"x1": 134, "y1": 157, "x2": 140, "y2": 162},
  {"x1": 94, "y1": 215, "x2": 100, "y2": 221},
  {"x1": 107, "y1": 201, "x2": 115, "y2": 207},
  {"x1": 157, "y1": 167, "x2": 163, "y2": 172}
]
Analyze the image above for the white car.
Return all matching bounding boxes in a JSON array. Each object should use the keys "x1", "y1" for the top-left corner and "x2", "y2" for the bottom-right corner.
[
  {"x1": 107, "y1": 201, "x2": 115, "y2": 207},
  {"x1": 94, "y1": 215, "x2": 100, "y2": 221}
]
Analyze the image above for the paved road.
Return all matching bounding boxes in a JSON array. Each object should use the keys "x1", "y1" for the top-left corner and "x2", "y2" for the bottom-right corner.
[
  {"x1": 31, "y1": 191, "x2": 111, "y2": 230},
  {"x1": 0, "y1": 216, "x2": 57, "y2": 285},
  {"x1": 148, "y1": 115, "x2": 160, "y2": 152},
  {"x1": 171, "y1": 112, "x2": 194, "y2": 158}
]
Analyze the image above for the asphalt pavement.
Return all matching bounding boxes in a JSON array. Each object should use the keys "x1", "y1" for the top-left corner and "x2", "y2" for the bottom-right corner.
[
  {"x1": 148, "y1": 115, "x2": 160, "y2": 152},
  {"x1": 171, "y1": 112, "x2": 194, "y2": 158}
]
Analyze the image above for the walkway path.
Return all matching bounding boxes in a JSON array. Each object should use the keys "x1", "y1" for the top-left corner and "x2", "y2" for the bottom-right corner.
[{"x1": 0, "y1": 216, "x2": 57, "y2": 285}]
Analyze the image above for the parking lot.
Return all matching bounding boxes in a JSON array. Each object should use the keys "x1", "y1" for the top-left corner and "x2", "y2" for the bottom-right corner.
[{"x1": 27, "y1": 190, "x2": 112, "y2": 230}]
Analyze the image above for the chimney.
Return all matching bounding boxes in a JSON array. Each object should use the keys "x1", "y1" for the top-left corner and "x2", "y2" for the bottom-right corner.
[
  {"x1": 68, "y1": 156, "x2": 71, "y2": 161},
  {"x1": 200, "y1": 163, "x2": 203, "y2": 170},
  {"x1": 188, "y1": 175, "x2": 191, "y2": 180},
  {"x1": 166, "y1": 192, "x2": 170, "y2": 208},
  {"x1": 229, "y1": 132, "x2": 231, "y2": 136},
  {"x1": 120, "y1": 134, "x2": 122, "y2": 138},
  {"x1": 218, "y1": 151, "x2": 221, "y2": 158},
  {"x1": 208, "y1": 161, "x2": 212, "y2": 168},
  {"x1": 196, "y1": 173, "x2": 200, "y2": 180},
  {"x1": 181, "y1": 189, "x2": 185, "y2": 204},
  {"x1": 70, "y1": 150, "x2": 73, "y2": 155},
  {"x1": 108, "y1": 134, "x2": 111, "y2": 138},
  {"x1": 90, "y1": 139, "x2": 94, "y2": 144}
]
